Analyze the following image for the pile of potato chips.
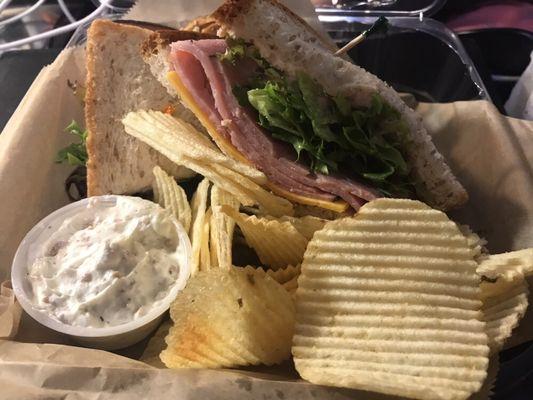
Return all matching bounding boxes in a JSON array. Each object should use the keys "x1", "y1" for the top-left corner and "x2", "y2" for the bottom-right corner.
[{"x1": 124, "y1": 111, "x2": 533, "y2": 400}]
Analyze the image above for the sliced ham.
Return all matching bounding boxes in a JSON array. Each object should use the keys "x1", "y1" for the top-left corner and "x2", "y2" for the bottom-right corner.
[{"x1": 169, "y1": 39, "x2": 379, "y2": 210}]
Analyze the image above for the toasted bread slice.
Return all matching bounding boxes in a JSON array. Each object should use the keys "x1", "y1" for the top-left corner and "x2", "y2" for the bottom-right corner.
[
  {"x1": 85, "y1": 20, "x2": 203, "y2": 196},
  {"x1": 211, "y1": 0, "x2": 468, "y2": 211}
]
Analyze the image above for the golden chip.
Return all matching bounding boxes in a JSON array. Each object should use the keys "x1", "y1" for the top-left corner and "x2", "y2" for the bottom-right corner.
[
  {"x1": 478, "y1": 249, "x2": 533, "y2": 287},
  {"x1": 265, "y1": 264, "x2": 301, "y2": 285},
  {"x1": 189, "y1": 179, "x2": 210, "y2": 276},
  {"x1": 263, "y1": 265, "x2": 301, "y2": 295},
  {"x1": 283, "y1": 275, "x2": 298, "y2": 294},
  {"x1": 152, "y1": 166, "x2": 192, "y2": 232},
  {"x1": 502, "y1": 279, "x2": 533, "y2": 350},
  {"x1": 122, "y1": 111, "x2": 293, "y2": 217},
  {"x1": 457, "y1": 224, "x2": 488, "y2": 261},
  {"x1": 210, "y1": 186, "x2": 240, "y2": 269},
  {"x1": 123, "y1": 111, "x2": 255, "y2": 205},
  {"x1": 208, "y1": 211, "x2": 218, "y2": 268},
  {"x1": 481, "y1": 275, "x2": 529, "y2": 354},
  {"x1": 221, "y1": 206, "x2": 308, "y2": 269},
  {"x1": 128, "y1": 110, "x2": 265, "y2": 183},
  {"x1": 476, "y1": 249, "x2": 532, "y2": 354},
  {"x1": 160, "y1": 266, "x2": 295, "y2": 368},
  {"x1": 274, "y1": 215, "x2": 326, "y2": 241},
  {"x1": 199, "y1": 208, "x2": 212, "y2": 271},
  {"x1": 466, "y1": 234, "x2": 532, "y2": 355},
  {"x1": 152, "y1": 168, "x2": 164, "y2": 207},
  {"x1": 293, "y1": 198, "x2": 489, "y2": 400}
]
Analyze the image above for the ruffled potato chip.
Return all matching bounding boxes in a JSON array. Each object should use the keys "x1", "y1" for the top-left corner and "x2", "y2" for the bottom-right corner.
[
  {"x1": 220, "y1": 206, "x2": 308, "y2": 269},
  {"x1": 189, "y1": 179, "x2": 210, "y2": 275},
  {"x1": 152, "y1": 165, "x2": 191, "y2": 232},
  {"x1": 293, "y1": 198, "x2": 489, "y2": 400},
  {"x1": 161, "y1": 266, "x2": 295, "y2": 368},
  {"x1": 210, "y1": 186, "x2": 240, "y2": 269},
  {"x1": 123, "y1": 111, "x2": 292, "y2": 216}
]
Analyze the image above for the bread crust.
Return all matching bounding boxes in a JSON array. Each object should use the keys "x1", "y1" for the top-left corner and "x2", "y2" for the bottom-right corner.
[
  {"x1": 212, "y1": 0, "x2": 338, "y2": 52},
  {"x1": 141, "y1": 29, "x2": 214, "y2": 59},
  {"x1": 184, "y1": 16, "x2": 221, "y2": 36},
  {"x1": 114, "y1": 20, "x2": 172, "y2": 31},
  {"x1": 84, "y1": 20, "x2": 104, "y2": 196}
]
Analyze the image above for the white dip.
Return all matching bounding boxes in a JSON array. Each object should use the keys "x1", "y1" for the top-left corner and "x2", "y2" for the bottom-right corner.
[{"x1": 27, "y1": 196, "x2": 187, "y2": 328}]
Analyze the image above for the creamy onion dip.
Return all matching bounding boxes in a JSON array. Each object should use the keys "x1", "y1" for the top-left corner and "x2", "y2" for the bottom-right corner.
[{"x1": 27, "y1": 196, "x2": 187, "y2": 328}]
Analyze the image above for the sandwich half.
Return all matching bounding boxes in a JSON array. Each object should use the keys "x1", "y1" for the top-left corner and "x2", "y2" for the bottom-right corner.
[
  {"x1": 85, "y1": 20, "x2": 206, "y2": 196},
  {"x1": 142, "y1": 0, "x2": 468, "y2": 212}
]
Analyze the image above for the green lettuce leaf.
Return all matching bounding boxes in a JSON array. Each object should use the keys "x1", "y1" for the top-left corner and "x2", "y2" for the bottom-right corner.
[
  {"x1": 55, "y1": 120, "x2": 88, "y2": 167},
  {"x1": 220, "y1": 39, "x2": 414, "y2": 197},
  {"x1": 218, "y1": 38, "x2": 246, "y2": 65}
]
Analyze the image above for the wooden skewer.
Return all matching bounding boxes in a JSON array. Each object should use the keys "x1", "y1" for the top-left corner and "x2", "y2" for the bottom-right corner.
[
  {"x1": 334, "y1": 34, "x2": 366, "y2": 56},
  {"x1": 334, "y1": 16, "x2": 390, "y2": 57}
]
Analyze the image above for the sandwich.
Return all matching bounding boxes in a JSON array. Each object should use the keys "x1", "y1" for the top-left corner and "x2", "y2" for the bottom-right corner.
[{"x1": 139, "y1": 0, "x2": 467, "y2": 213}]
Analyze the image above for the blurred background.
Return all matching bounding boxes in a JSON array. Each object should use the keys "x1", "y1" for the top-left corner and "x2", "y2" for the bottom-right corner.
[
  {"x1": 0, "y1": 0, "x2": 532, "y2": 128},
  {"x1": 314, "y1": 0, "x2": 533, "y2": 119},
  {"x1": 0, "y1": 1, "x2": 532, "y2": 396}
]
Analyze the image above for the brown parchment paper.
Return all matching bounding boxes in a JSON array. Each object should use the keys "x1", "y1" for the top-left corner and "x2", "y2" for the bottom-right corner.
[
  {"x1": 417, "y1": 101, "x2": 533, "y2": 253},
  {"x1": 1, "y1": 0, "x2": 533, "y2": 398},
  {"x1": 0, "y1": 46, "x2": 85, "y2": 280}
]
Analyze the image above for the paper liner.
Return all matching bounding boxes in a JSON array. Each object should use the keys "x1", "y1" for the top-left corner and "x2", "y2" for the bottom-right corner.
[{"x1": 0, "y1": 46, "x2": 86, "y2": 280}]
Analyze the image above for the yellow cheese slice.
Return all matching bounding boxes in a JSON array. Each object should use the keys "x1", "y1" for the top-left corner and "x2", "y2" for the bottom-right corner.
[
  {"x1": 266, "y1": 183, "x2": 348, "y2": 213},
  {"x1": 167, "y1": 71, "x2": 349, "y2": 214}
]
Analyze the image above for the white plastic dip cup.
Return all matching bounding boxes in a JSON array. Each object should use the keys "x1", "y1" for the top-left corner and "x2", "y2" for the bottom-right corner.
[{"x1": 11, "y1": 195, "x2": 191, "y2": 350}]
